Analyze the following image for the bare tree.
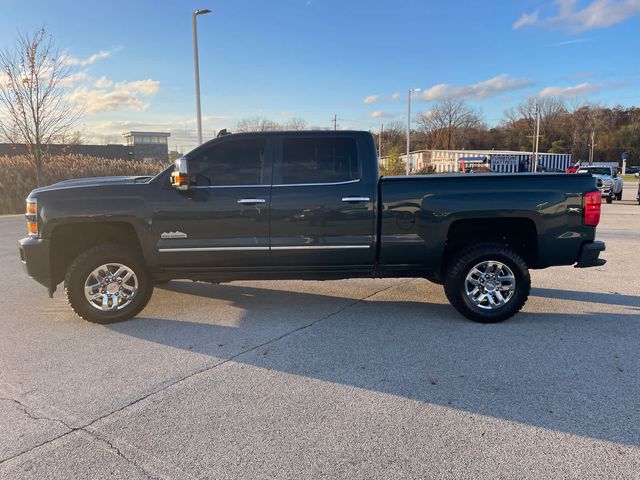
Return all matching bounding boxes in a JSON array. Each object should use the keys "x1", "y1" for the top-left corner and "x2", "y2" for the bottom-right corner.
[
  {"x1": 283, "y1": 117, "x2": 308, "y2": 131},
  {"x1": 376, "y1": 120, "x2": 405, "y2": 157},
  {"x1": 502, "y1": 96, "x2": 569, "y2": 152},
  {"x1": 235, "y1": 116, "x2": 281, "y2": 132},
  {"x1": 0, "y1": 29, "x2": 83, "y2": 185},
  {"x1": 416, "y1": 98, "x2": 481, "y2": 150}
]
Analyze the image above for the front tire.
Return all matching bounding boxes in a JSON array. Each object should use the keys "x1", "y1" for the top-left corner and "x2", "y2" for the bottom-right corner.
[
  {"x1": 617, "y1": 189, "x2": 623, "y2": 201},
  {"x1": 444, "y1": 243, "x2": 531, "y2": 323},
  {"x1": 606, "y1": 195, "x2": 613, "y2": 204},
  {"x1": 64, "y1": 244, "x2": 153, "y2": 324}
]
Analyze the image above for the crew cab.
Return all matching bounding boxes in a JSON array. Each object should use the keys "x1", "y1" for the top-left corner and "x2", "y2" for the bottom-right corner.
[{"x1": 19, "y1": 131, "x2": 606, "y2": 324}]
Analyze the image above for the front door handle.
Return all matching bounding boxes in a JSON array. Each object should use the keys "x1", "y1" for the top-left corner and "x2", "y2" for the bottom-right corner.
[
  {"x1": 342, "y1": 196, "x2": 370, "y2": 203},
  {"x1": 237, "y1": 198, "x2": 266, "y2": 204}
]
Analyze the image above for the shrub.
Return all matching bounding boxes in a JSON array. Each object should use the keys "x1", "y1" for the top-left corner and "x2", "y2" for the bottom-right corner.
[
  {"x1": 380, "y1": 147, "x2": 405, "y2": 176},
  {"x1": 0, "y1": 155, "x2": 166, "y2": 214}
]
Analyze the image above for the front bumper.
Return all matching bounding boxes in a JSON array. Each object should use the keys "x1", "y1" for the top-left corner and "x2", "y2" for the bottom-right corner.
[
  {"x1": 575, "y1": 240, "x2": 606, "y2": 268},
  {"x1": 18, "y1": 237, "x2": 53, "y2": 293}
]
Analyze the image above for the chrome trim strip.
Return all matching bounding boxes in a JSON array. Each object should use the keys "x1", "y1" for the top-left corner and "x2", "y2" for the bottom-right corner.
[
  {"x1": 190, "y1": 179, "x2": 361, "y2": 189},
  {"x1": 159, "y1": 245, "x2": 370, "y2": 252},
  {"x1": 341, "y1": 196, "x2": 370, "y2": 202},
  {"x1": 271, "y1": 245, "x2": 371, "y2": 250},
  {"x1": 191, "y1": 184, "x2": 269, "y2": 189},
  {"x1": 272, "y1": 179, "x2": 361, "y2": 187},
  {"x1": 159, "y1": 246, "x2": 269, "y2": 252}
]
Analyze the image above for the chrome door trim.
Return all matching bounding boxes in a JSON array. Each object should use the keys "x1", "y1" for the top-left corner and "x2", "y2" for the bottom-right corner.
[
  {"x1": 341, "y1": 196, "x2": 370, "y2": 202},
  {"x1": 191, "y1": 184, "x2": 269, "y2": 189},
  {"x1": 237, "y1": 198, "x2": 266, "y2": 204},
  {"x1": 271, "y1": 245, "x2": 371, "y2": 250},
  {"x1": 159, "y1": 245, "x2": 371, "y2": 252},
  {"x1": 272, "y1": 179, "x2": 361, "y2": 188},
  {"x1": 159, "y1": 246, "x2": 269, "y2": 252}
]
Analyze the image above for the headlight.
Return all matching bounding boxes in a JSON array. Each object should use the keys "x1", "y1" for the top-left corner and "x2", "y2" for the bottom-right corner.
[{"x1": 26, "y1": 200, "x2": 38, "y2": 237}]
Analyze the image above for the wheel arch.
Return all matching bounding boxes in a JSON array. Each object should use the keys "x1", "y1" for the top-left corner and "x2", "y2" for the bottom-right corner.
[
  {"x1": 442, "y1": 217, "x2": 539, "y2": 276},
  {"x1": 49, "y1": 221, "x2": 146, "y2": 288}
]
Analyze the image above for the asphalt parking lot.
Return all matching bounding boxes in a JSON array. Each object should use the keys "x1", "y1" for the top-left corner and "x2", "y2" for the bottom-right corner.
[{"x1": 1, "y1": 185, "x2": 639, "y2": 479}]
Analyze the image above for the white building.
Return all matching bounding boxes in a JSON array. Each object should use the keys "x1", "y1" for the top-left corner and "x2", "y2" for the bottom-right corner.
[{"x1": 380, "y1": 149, "x2": 572, "y2": 174}]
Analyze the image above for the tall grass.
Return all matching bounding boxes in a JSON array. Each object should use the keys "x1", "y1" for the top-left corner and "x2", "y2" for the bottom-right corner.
[{"x1": 0, "y1": 155, "x2": 166, "y2": 214}]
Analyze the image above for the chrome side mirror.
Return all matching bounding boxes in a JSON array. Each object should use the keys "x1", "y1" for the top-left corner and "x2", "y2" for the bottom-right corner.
[{"x1": 171, "y1": 157, "x2": 189, "y2": 190}]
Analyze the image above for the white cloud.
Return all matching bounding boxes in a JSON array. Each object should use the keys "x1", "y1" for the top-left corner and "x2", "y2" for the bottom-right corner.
[
  {"x1": 369, "y1": 111, "x2": 392, "y2": 119},
  {"x1": 513, "y1": 11, "x2": 540, "y2": 29},
  {"x1": 66, "y1": 79, "x2": 160, "y2": 113},
  {"x1": 59, "y1": 71, "x2": 89, "y2": 88},
  {"x1": 546, "y1": 38, "x2": 590, "y2": 46},
  {"x1": 453, "y1": 75, "x2": 534, "y2": 99},
  {"x1": 116, "y1": 79, "x2": 160, "y2": 97},
  {"x1": 419, "y1": 75, "x2": 534, "y2": 102},
  {"x1": 62, "y1": 49, "x2": 113, "y2": 66},
  {"x1": 514, "y1": 0, "x2": 640, "y2": 32},
  {"x1": 94, "y1": 76, "x2": 114, "y2": 88},
  {"x1": 420, "y1": 83, "x2": 450, "y2": 101},
  {"x1": 389, "y1": 92, "x2": 400, "y2": 101},
  {"x1": 538, "y1": 82, "x2": 603, "y2": 97},
  {"x1": 363, "y1": 95, "x2": 379, "y2": 104}
]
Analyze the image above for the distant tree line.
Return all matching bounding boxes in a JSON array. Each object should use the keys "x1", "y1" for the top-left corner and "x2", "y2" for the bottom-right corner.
[
  {"x1": 235, "y1": 116, "x2": 309, "y2": 132},
  {"x1": 377, "y1": 98, "x2": 640, "y2": 166},
  {"x1": 235, "y1": 99, "x2": 640, "y2": 166}
]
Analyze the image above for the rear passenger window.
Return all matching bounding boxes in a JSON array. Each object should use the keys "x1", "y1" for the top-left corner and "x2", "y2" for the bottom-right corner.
[
  {"x1": 282, "y1": 138, "x2": 359, "y2": 184},
  {"x1": 189, "y1": 138, "x2": 267, "y2": 186}
]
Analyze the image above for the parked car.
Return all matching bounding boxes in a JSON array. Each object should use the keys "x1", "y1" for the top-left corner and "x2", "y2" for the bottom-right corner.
[
  {"x1": 19, "y1": 131, "x2": 605, "y2": 325},
  {"x1": 576, "y1": 165, "x2": 623, "y2": 203},
  {"x1": 625, "y1": 165, "x2": 640, "y2": 175},
  {"x1": 636, "y1": 172, "x2": 640, "y2": 205}
]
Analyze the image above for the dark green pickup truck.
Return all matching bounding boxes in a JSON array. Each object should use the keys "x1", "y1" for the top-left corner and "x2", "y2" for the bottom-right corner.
[{"x1": 19, "y1": 131, "x2": 605, "y2": 324}]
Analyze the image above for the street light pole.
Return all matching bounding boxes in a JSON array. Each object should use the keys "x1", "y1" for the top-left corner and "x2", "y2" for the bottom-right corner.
[
  {"x1": 532, "y1": 102, "x2": 540, "y2": 173},
  {"x1": 192, "y1": 8, "x2": 211, "y2": 145},
  {"x1": 406, "y1": 88, "x2": 421, "y2": 175}
]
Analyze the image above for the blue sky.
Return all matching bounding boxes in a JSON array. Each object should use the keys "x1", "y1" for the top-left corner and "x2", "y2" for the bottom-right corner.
[{"x1": 1, "y1": 0, "x2": 639, "y2": 151}]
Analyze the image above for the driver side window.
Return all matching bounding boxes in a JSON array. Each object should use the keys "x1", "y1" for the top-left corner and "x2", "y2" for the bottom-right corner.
[{"x1": 189, "y1": 138, "x2": 268, "y2": 186}]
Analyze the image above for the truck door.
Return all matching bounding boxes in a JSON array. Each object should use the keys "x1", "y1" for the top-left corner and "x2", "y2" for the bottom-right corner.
[
  {"x1": 269, "y1": 134, "x2": 376, "y2": 268},
  {"x1": 152, "y1": 136, "x2": 272, "y2": 268}
]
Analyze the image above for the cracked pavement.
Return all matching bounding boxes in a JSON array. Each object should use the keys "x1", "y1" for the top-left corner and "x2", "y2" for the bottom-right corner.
[{"x1": 1, "y1": 191, "x2": 639, "y2": 479}]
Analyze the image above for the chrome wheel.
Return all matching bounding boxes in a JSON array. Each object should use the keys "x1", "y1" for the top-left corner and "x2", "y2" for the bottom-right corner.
[
  {"x1": 464, "y1": 260, "x2": 516, "y2": 310},
  {"x1": 84, "y1": 263, "x2": 138, "y2": 311}
]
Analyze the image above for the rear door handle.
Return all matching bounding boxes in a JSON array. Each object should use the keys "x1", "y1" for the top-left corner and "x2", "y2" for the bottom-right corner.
[
  {"x1": 237, "y1": 198, "x2": 266, "y2": 204},
  {"x1": 342, "y1": 196, "x2": 370, "y2": 203}
]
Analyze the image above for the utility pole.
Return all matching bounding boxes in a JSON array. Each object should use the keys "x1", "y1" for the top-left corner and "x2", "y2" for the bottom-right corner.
[
  {"x1": 332, "y1": 114, "x2": 337, "y2": 131},
  {"x1": 406, "y1": 88, "x2": 421, "y2": 175},
  {"x1": 379, "y1": 123, "x2": 383, "y2": 158},
  {"x1": 588, "y1": 130, "x2": 596, "y2": 164},
  {"x1": 533, "y1": 102, "x2": 541, "y2": 172}
]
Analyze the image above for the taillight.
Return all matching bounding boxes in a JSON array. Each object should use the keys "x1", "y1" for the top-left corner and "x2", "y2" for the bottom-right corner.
[{"x1": 583, "y1": 191, "x2": 601, "y2": 226}]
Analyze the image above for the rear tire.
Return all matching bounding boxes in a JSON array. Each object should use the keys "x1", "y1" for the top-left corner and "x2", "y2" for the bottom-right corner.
[
  {"x1": 64, "y1": 244, "x2": 153, "y2": 324},
  {"x1": 444, "y1": 243, "x2": 530, "y2": 323}
]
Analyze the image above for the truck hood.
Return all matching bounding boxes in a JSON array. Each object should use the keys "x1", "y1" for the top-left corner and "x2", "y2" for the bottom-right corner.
[
  {"x1": 30, "y1": 175, "x2": 153, "y2": 195},
  {"x1": 590, "y1": 174, "x2": 613, "y2": 181}
]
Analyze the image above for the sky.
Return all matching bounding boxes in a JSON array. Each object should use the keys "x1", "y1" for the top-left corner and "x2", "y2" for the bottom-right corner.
[{"x1": 1, "y1": 0, "x2": 639, "y2": 152}]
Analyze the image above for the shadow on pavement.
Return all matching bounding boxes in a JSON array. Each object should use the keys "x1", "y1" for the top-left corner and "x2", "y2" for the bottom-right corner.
[
  {"x1": 110, "y1": 281, "x2": 640, "y2": 448},
  {"x1": 532, "y1": 287, "x2": 640, "y2": 308}
]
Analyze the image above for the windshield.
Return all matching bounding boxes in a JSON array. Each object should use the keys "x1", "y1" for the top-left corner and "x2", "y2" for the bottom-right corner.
[{"x1": 577, "y1": 167, "x2": 611, "y2": 175}]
